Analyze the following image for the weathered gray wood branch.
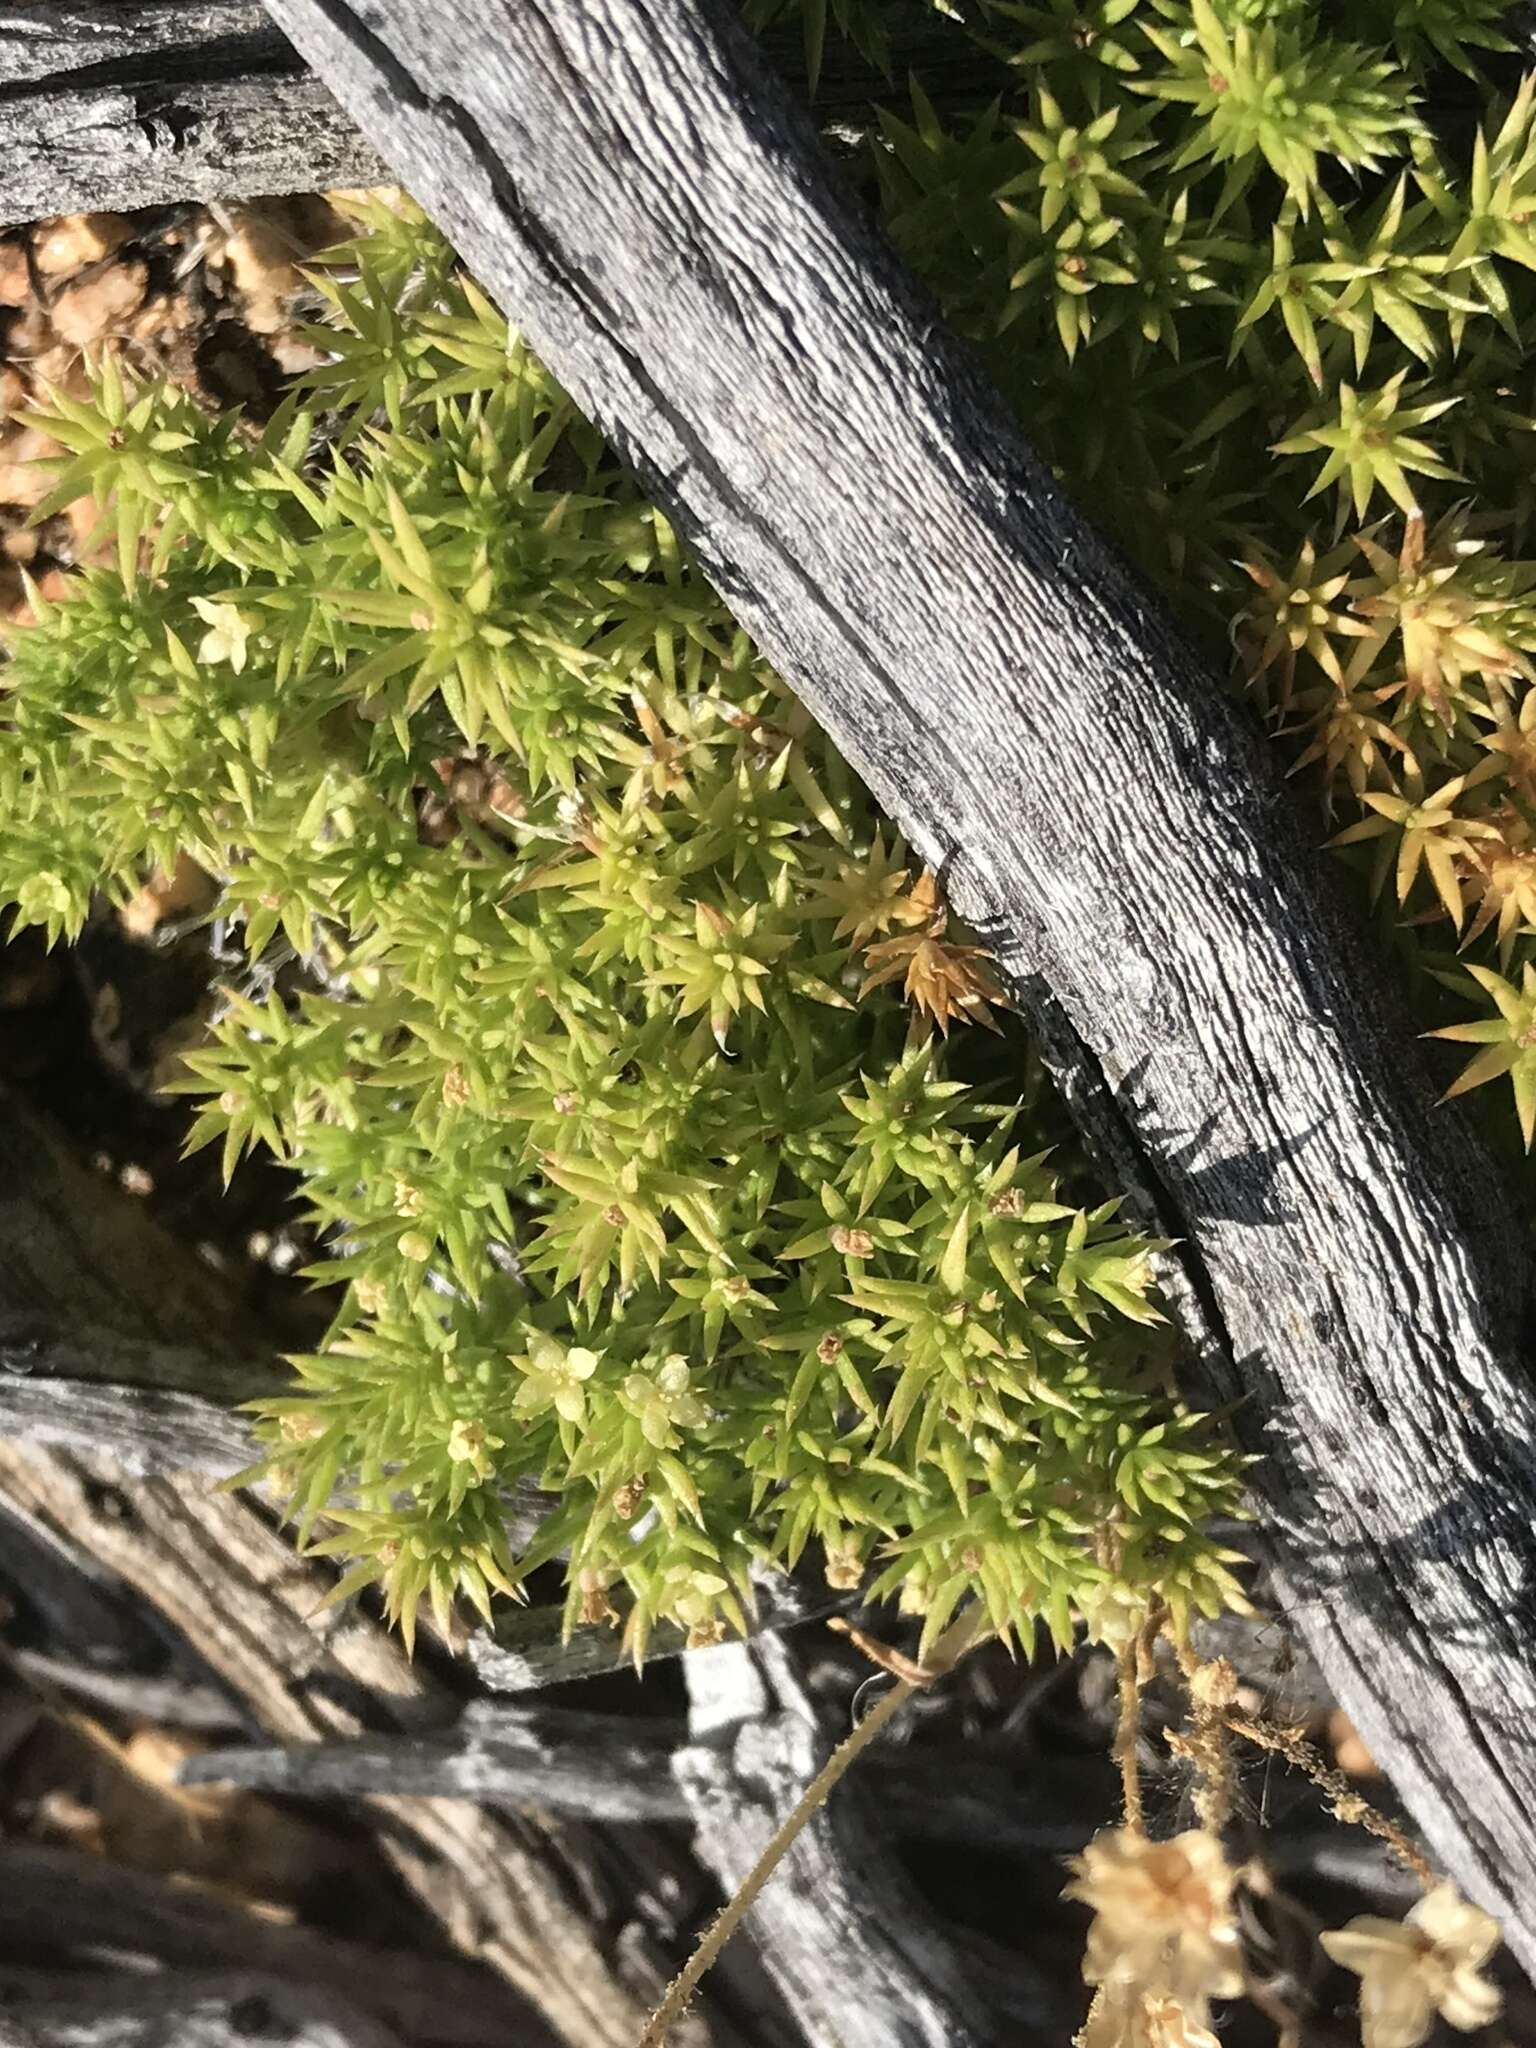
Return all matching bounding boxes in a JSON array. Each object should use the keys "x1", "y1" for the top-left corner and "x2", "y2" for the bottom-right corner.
[
  {"x1": 0, "y1": 1323, "x2": 279, "y2": 1474},
  {"x1": 0, "y1": 1969, "x2": 404, "y2": 2048},
  {"x1": 0, "y1": 1, "x2": 1005, "y2": 229},
  {"x1": 2, "y1": 1, "x2": 296, "y2": 85},
  {"x1": 182, "y1": 1699, "x2": 699, "y2": 1822},
  {"x1": 175, "y1": 1694, "x2": 1106, "y2": 1860},
  {"x1": 0, "y1": 2, "x2": 386, "y2": 226},
  {"x1": 264, "y1": 0, "x2": 1536, "y2": 1968},
  {"x1": 0, "y1": 1846, "x2": 508, "y2": 2048},
  {"x1": 677, "y1": 1638, "x2": 1074, "y2": 2047}
]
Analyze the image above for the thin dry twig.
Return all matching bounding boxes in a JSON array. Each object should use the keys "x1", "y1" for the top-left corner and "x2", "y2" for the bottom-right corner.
[
  {"x1": 637, "y1": 1606, "x2": 985, "y2": 2048},
  {"x1": 1224, "y1": 1712, "x2": 1433, "y2": 1886}
]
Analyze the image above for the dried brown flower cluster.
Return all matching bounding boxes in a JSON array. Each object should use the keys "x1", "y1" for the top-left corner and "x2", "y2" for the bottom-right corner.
[
  {"x1": 1322, "y1": 1883, "x2": 1503, "y2": 2048},
  {"x1": 1066, "y1": 1823, "x2": 1502, "y2": 2048},
  {"x1": 1065, "y1": 1828, "x2": 1243, "y2": 2048},
  {"x1": 1066, "y1": 1629, "x2": 1506, "y2": 2048},
  {"x1": 856, "y1": 868, "x2": 1009, "y2": 1036}
]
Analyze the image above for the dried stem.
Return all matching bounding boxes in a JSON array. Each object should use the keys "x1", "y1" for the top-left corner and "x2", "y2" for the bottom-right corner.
[
  {"x1": 637, "y1": 1607, "x2": 984, "y2": 2048},
  {"x1": 1115, "y1": 1630, "x2": 1145, "y2": 1837},
  {"x1": 1225, "y1": 1712, "x2": 1434, "y2": 1886},
  {"x1": 1170, "y1": 1637, "x2": 1239, "y2": 1835}
]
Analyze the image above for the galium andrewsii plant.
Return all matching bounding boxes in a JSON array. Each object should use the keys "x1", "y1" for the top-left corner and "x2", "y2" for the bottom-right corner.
[{"x1": 0, "y1": 193, "x2": 1244, "y2": 1660}]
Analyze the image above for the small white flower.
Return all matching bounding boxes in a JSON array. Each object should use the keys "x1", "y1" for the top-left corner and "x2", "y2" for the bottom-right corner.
[
  {"x1": 1075, "y1": 1579, "x2": 1149, "y2": 1650},
  {"x1": 623, "y1": 1356, "x2": 707, "y2": 1447},
  {"x1": 446, "y1": 1417, "x2": 502, "y2": 1479},
  {"x1": 513, "y1": 1335, "x2": 600, "y2": 1423},
  {"x1": 1321, "y1": 1881, "x2": 1502, "y2": 2048},
  {"x1": 657, "y1": 1563, "x2": 730, "y2": 1646},
  {"x1": 191, "y1": 597, "x2": 255, "y2": 673}
]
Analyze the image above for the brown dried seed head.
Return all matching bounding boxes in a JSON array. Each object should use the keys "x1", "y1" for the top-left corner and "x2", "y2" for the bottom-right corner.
[
  {"x1": 612, "y1": 1475, "x2": 648, "y2": 1520},
  {"x1": 579, "y1": 1569, "x2": 620, "y2": 1628},
  {"x1": 485, "y1": 773, "x2": 527, "y2": 820},
  {"x1": 824, "y1": 1550, "x2": 864, "y2": 1589},
  {"x1": 1187, "y1": 1656, "x2": 1240, "y2": 1712}
]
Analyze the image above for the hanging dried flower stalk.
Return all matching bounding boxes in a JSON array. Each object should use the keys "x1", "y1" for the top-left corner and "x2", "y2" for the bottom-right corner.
[{"x1": 1065, "y1": 1828, "x2": 1244, "y2": 2048}]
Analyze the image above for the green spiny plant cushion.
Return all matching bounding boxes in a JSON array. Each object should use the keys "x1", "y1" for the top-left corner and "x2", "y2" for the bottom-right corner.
[
  {"x1": 10, "y1": 0, "x2": 1535, "y2": 1654},
  {"x1": 0, "y1": 199, "x2": 1244, "y2": 1655}
]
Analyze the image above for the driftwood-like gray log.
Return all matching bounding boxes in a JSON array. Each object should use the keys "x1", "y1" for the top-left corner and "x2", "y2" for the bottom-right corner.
[
  {"x1": 0, "y1": 1846, "x2": 509, "y2": 2048},
  {"x1": 176, "y1": 1695, "x2": 1105, "y2": 1859},
  {"x1": 0, "y1": 1970, "x2": 404, "y2": 2048},
  {"x1": 0, "y1": 2, "x2": 386, "y2": 227},
  {"x1": 0, "y1": 2, "x2": 1006, "y2": 230},
  {"x1": 265, "y1": 0, "x2": 1536, "y2": 1969}
]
